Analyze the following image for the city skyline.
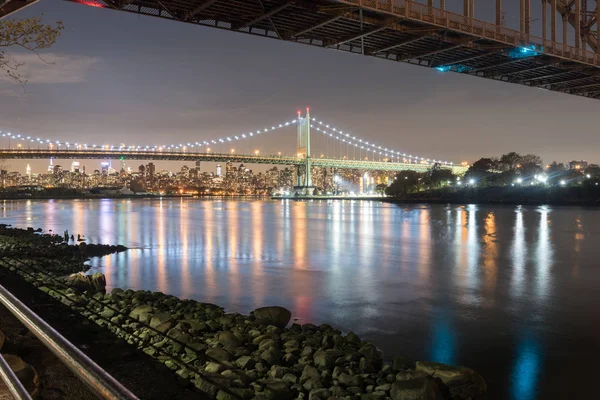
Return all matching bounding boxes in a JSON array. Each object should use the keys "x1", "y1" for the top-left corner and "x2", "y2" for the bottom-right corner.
[{"x1": 1, "y1": 1, "x2": 600, "y2": 174}]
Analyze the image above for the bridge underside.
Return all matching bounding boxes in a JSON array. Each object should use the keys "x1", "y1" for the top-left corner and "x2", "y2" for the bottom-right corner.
[
  {"x1": 0, "y1": 0, "x2": 38, "y2": 18},
  {"x1": 67, "y1": 0, "x2": 600, "y2": 100},
  {"x1": 0, "y1": 149, "x2": 468, "y2": 174}
]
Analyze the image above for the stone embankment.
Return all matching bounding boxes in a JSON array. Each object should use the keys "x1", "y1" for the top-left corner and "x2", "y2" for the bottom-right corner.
[{"x1": 0, "y1": 226, "x2": 486, "y2": 400}]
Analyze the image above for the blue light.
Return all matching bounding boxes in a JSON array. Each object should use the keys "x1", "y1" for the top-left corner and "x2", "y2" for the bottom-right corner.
[
  {"x1": 435, "y1": 65, "x2": 451, "y2": 72},
  {"x1": 508, "y1": 45, "x2": 540, "y2": 58}
]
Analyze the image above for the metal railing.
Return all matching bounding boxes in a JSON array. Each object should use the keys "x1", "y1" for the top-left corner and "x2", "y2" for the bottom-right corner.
[
  {"x1": 0, "y1": 284, "x2": 139, "y2": 400},
  {"x1": 345, "y1": 0, "x2": 600, "y2": 67}
]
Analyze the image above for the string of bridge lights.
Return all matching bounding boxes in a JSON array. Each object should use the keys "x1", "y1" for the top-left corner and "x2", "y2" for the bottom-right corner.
[
  {"x1": 309, "y1": 118, "x2": 453, "y2": 166},
  {"x1": 0, "y1": 117, "x2": 451, "y2": 165},
  {"x1": 0, "y1": 119, "x2": 298, "y2": 151}
]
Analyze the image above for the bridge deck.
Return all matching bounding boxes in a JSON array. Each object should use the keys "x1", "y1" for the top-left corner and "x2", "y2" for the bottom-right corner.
[
  {"x1": 67, "y1": 0, "x2": 600, "y2": 100},
  {"x1": 0, "y1": 149, "x2": 468, "y2": 174}
]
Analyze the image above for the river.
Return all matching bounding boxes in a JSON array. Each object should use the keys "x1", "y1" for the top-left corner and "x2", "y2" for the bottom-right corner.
[{"x1": 1, "y1": 198, "x2": 598, "y2": 399}]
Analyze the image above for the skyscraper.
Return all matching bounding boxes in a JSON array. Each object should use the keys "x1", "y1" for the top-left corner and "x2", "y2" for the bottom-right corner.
[
  {"x1": 48, "y1": 157, "x2": 54, "y2": 173},
  {"x1": 216, "y1": 164, "x2": 222, "y2": 177},
  {"x1": 25, "y1": 164, "x2": 31, "y2": 178},
  {"x1": 71, "y1": 160, "x2": 81, "y2": 173}
]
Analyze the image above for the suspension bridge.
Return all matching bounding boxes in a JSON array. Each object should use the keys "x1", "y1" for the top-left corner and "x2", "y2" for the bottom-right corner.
[
  {"x1": 65, "y1": 0, "x2": 600, "y2": 100},
  {"x1": 0, "y1": 110, "x2": 468, "y2": 189}
]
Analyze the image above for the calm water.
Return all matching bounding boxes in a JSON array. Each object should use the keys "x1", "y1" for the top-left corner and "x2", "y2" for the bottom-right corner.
[{"x1": 1, "y1": 198, "x2": 599, "y2": 399}]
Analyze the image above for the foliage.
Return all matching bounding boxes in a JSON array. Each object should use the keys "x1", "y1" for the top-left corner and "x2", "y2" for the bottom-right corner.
[
  {"x1": 386, "y1": 171, "x2": 420, "y2": 196},
  {"x1": 0, "y1": 16, "x2": 64, "y2": 84},
  {"x1": 427, "y1": 168, "x2": 454, "y2": 188},
  {"x1": 375, "y1": 183, "x2": 387, "y2": 194}
]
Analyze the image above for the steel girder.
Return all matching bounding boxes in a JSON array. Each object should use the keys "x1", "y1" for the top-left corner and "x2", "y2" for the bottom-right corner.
[{"x1": 0, "y1": 149, "x2": 466, "y2": 173}]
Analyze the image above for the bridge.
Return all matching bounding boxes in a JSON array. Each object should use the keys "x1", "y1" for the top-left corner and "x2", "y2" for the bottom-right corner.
[
  {"x1": 0, "y1": 110, "x2": 468, "y2": 189},
  {"x1": 67, "y1": 0, "x2": 600, "y2": 100}
]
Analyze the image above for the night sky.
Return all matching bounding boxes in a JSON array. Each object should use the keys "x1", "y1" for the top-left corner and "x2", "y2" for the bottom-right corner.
[{"x1": 1, "y1": 0, "x2": 599, "y2": 174}]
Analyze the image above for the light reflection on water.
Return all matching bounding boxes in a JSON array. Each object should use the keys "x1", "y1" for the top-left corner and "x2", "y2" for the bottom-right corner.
[{"x1": 2, "y1": 198, "x2": 600, "y2": 400}]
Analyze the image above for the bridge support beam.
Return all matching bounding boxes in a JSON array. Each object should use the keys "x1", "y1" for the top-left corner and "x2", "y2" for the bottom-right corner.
[
  {"x1": 551, "y1": 0, "x2": 556, "y2": 43},
  {"x1": 574, "y1": 0, "x2": 581, "y2": 53},
  {"x1": 496, "y1": 0, "x2": 501, "y2": 26}
]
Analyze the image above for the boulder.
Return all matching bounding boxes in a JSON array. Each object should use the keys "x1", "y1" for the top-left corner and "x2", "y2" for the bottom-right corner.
[
  {"x1": 415, "y1": 361, "x2": 486, "y2": 400},
  {"x1": 396, "y1": 370, "x2": 429, "y2": 381},
  {"x1": 313, "y1": 349, "x2": 335, "y2": 370},
  {"x1": 390, "y1": 377, "x2": 445, "y2": 400},
  {"x1": 65, "y1": 272, "x2": 106, "y2": 293},
  {"x1": 149, "y1": 312, "x2": 174, "y2": 333},
  {"x1": 338, "y1": 373, "x2": 364, "y2": 388},
  {"x1": 206, "y1": 348, "x2": 233, "y2": 362},
  {"x1": 253, "y1": 306, "x2": 291, "y2": 328},
  {"x1": 129, "y1": 304, "x2": 153, "y2": 319},
  {"x1": 263, "y1": 381, "x2": 293, "y2": 400},
  {"x1": 217, "y1": 331, "x2": 242, "y2": 348}
]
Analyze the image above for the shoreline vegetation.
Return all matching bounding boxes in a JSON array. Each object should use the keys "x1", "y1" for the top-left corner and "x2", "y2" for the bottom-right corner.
[{"x1": 0, "y1": 225, "x2": 486, "y2": 399}]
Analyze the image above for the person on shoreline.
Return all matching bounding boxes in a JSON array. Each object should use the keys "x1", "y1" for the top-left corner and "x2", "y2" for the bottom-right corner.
[{"x1": 64, "y1": 230, "x2": 69, "y2": 242}]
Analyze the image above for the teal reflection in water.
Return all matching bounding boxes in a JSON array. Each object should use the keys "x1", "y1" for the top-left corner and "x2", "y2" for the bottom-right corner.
[
  {"x1": 430, "y1": 309, "x2": 456, "y2": 366},
  {"x1": 511, "y1": 333, "x2": 541, "y2": 400}
]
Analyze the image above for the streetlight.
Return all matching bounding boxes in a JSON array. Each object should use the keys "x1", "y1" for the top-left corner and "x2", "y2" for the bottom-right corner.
[
  {"x1": 255, "y1": 150, "x2": 259, "y2": 156},
  {"x1": 231, "y1": 149, "x2": 235, "y2": 154}
]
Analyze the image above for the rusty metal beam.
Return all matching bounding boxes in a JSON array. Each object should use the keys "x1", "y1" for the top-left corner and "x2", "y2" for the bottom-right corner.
[
  {"x1": 328, "y1": 24, "x2": 390, "y2": 47},
  {"x1": 234, "y1": 1, "x2": 295, "y2": 30},
  {"x1": 495, "y1": 63, "x2": 556, "y2": 78},
  {"x1": 469, "y1": 57, "x2": 529, "y2": 73},
  {"x1": 185, "y1": 0, "x2": 218, "y2": 18},
  {"x1": 370, "y1": 30, "x2": 439, "y2": 54},
  {"x1": 400, "y1": 42, "x2": 470, "y2": 62},
  {"x1": 293, "y1": 15, "x2": 341, "y2": 37},
  {"x1": 522, "y1": 70, "x2": 573, "y2": 82}
]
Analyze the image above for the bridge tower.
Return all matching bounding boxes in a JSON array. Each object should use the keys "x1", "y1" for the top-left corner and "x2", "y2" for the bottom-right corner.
[{"x1": 295, "y1": 108, "x2": 313, "y2": 192}]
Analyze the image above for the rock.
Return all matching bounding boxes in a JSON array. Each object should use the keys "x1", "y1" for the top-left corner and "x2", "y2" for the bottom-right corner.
[
  {"x1": 65, "y1": 272, "x2": 106, "y2": 293},
  {"x1": 301, "y1": 346, "x2": 314, "y2": 357},
  {"x1": 338, "y1": 373, "x2": 364, "y2": 388},
  {"x1": 149, "y1": 312, "x2": 174, "y2": 333},
  {"x1": 415, "y1": 361, "x2": 486, "y2": 400},
  {"x1": 313, "y1": 349, "x2": 335, "y2": 370},
  {"x1": 1, "y1": 354, "x2": 39, "y2": 396},
  {"x1": 236, "y1": 355, "x2": 256, "y2": 370},
  {"x1": 358, "y1": 343, "x2": 382, "y2": 368},
  {"x1": 253, "y1": 306, "x2": 291, "y2": 328},
  {"x1": 284, "y1": 339, "x2": 300, "y2": 349},
  {"x1": 346, "y1": 331, "x2": 361, "y2": 345},
  {"x1": 300, "y1": 365, "x2": 320, "y2": 383},
  {"x1": 129, "y1": 304, "x2": 153, "y2": 319},
  {"x1": 309, "y1": 388, "x2": 330, "y2": 400},
  {"x1": 303, "y1": 377, "x2": 323, "y2": 391},
  {"x1": 218, "y1": 331, "x2": 242, "y2": 348},
  {"x1": 205, "y1": 362, "x2": 226, "y2": 373},
  {"x1": 207, "y1": 348, "x2": 233, "y2": 362},
  {"x1": 268, "y1": 366, "x2": 293, "y2": 379},
  {"x1": 260, "y1": 347, "x2": 280, "y2": 365},
  {"x1": 390, "y1": 377, "x2": 445, "y2": 400},
  {"x1": 263, "y1": 381, "x2": 293, "y2": 400},
  {"x1": 100, "y1": 307, "x2": 115, "y2": 319},
  {"x1": 396, "y1": 370, "x2": 428, "y2": 381},
  {"x1": 282, "y1": 373, "x2": 298, "y2": 384}
]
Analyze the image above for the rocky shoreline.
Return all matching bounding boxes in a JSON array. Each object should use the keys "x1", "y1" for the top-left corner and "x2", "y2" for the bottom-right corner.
[{"x1": 0, "y1": 226, "x2": 486, "y2": 400}]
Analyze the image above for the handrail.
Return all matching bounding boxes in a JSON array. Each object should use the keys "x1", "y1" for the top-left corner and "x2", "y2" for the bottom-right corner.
[
  {"x1": 0, "y1": 284, "x2": 139, "y2": 400},
  {"x1": 0, "y1": 353, "x2": 33, "y2": 400}
]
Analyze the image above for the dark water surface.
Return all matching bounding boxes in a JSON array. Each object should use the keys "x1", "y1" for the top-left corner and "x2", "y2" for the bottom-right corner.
[{"x1": 1, "y1": 198, "x2": 599, "y2": 400}]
